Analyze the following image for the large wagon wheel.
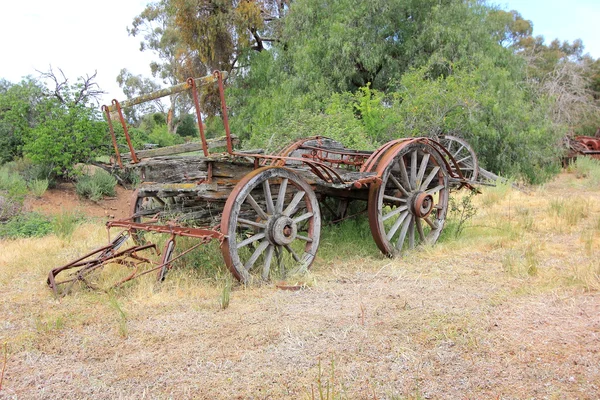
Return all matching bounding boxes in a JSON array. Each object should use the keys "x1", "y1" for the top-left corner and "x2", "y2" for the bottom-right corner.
[
  {"x1": 368, "y1": 142, "x2": 449, "y2": 256},
  {"x1": 438, "y1": 135, "x2": 479, "y2": 182},
  {"x1": 221, "y1": 167, "x2": 321, "y2": 284}
]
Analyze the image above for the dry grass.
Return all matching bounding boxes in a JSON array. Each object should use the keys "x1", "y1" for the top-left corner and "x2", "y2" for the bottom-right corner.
[{"x1": 1, "y1": 172, "x2": 599, "y2": 399}]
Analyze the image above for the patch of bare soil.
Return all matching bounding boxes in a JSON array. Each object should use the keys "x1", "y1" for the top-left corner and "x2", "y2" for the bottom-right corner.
[{"x1": 24, "y1": 182, "x2": 134, "y2": 220}]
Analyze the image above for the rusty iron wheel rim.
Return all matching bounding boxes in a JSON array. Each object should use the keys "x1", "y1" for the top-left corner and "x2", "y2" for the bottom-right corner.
[
  {"x1": 221, "y1": 167, "x2": 321, "y2": 284},
  {"x1": 368, "y1": 142, "x2": 449, "y2": 256}
]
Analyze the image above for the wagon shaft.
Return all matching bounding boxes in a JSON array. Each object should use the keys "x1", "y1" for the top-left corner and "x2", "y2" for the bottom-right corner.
[{"x1": 47, "y1": 232, "x2": 158, "y2": 296}]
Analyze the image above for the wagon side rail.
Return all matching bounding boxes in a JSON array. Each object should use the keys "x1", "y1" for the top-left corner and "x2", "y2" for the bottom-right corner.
[{"x1": 101, "y1": 71, "x2": 230, "y2": 168}]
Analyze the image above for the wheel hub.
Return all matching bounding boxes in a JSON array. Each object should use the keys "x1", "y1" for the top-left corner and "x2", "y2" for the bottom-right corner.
[
  {"x1": 412, "y1": 192, "x2": 434, "y2": 218},
  {"x1": 267, "y1": 215, "x2": 297, "y2": 245}
]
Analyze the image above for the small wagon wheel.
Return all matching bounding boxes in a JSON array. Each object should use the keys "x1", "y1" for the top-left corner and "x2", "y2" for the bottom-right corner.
[
  {"x1": 130, "y1": 190, "x2": 177, "y2": 242},
  {"x1": 368, "y1": 142, "x2": 449, "y2": 256},
  {"x1": 438, "y1": 135, "x2": 479, "y2": 182},
  {"x1": 130, "y1": 191, "x2": 179, "y2": 280},
  {"x1": 221, "y1": 167, "x2": 321, "y2": 284}
]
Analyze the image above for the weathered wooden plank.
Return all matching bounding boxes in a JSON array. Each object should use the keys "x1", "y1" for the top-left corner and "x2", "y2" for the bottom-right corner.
[
  {"x1": 122, "y1": 136, "x2": 238, "y2": 160},
  {"x1": 127, "y1": 156, "x2": 209, "y2": 184},
  {"x1": 105, "y1": 72, "x2": 227, "y2": 113},
  {"x1": 138, "y1": 182, "x2": 218, "y2": 196}
]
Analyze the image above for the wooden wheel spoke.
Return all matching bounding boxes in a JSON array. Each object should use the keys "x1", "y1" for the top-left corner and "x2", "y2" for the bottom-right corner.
[
  {"x1": 383, "y1": 194, "x2": 407, "y2": 204},
  {"x1": 369, "y1": 143, "x2": 449, "y2": 257},
  {"x1": 440, "y1": 136, "x2": 479, "y2": 181},
  {"x1": 389, "y1": 174, "x2": 409, "y2": 197},
  {"x1": 237, "y1": 218, "x2": 266, "y2": 229},
  {"x1": 382, "y1": 205, "x2": 408, "y2": 222},
  {"x1": 416, "y1": 217, "x2": 426, "y2": 242},
  {"x1": 395, "y1": 214, "x2": 413, "y2": 250},
  {"x1": 410, "y1": 150, "x2": 417, "y2": 189},
  {"x1": 424, "y1": 216, "x2": 439, "y2": 230},
  {"x1": 262, "y1": 244, "x2": 274, "y2": 280},
  {"x1": 408, "y1": 218, "x2": 415, "y2": 249},
  {"x1": 275, "y1": 178, "x2": 288, "y2": 213},
  {"x1": 294, "y1": 212, "x2": 313, "y2": 224},
  {"x1": 426, "y1": 185, "x2": 445, "y2": 195},
  {"x1": 283, "y1": 244, "x2": 301, "y2": 262},
  {"x1": 452, "y1": 145, "x2": 465, "y2": 159},
  {"x1": 244, "y1": 240, "x2": 270, "y2": 271},
  {"x1": 398, "y1": 157, "x2": 411, "y2": 190},
  {"x1": 421, "y1": 166, "x2": 440, "y2": 190},
  {"x1": 295, "y1": 234, "x2": 313, "y2": 243},
  {"x1": 283, "y1": 191, "x2": 306, "y2": 216},
  {"x1": 237, "y1": 232, "x2": 266, "y2": 249},
  {"x1": 416, "y1": 153, "x2": 430, "y2": 188},
  {"x1": 386, "y1": 210, "x2": 409, "y2": 240},
  {"x1": 246, "y1": 194, "x2": 268, "y2": 220},
  {"x1": 223, "y1": 167, "x2": 320, "y2": 284},
  {"x1": 263, "y1": 179, "x2": 274, "y2": 215},
  {"x1": 456, "y1": 155, "x2": 471, "y2": 164}
]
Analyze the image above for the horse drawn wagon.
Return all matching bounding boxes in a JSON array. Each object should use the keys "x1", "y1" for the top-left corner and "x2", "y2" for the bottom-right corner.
[{"x1": 48, "y1": 71, "x2": 478, "y2": 294}]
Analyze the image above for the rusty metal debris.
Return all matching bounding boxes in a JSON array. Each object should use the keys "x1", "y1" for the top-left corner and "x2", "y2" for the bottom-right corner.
[{"x1": 565, "y1": 132, "x2": 600, "y2": 163}]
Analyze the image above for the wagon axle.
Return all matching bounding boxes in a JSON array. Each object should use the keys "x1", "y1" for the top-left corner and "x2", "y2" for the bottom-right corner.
[{"x1": 412, "y1": 192, "x2": 435, "y2": 219}]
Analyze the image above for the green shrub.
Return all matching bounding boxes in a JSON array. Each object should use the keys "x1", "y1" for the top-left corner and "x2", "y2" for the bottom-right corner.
[
  {"x1": 0, "y1": 193, "x2": 22, "y2": 222},
  {"x1": 0, "y1": 212, "x2": 53, "y2": 239},
  {"x1": 23, "y1": 101, "x2": 109, "y2": 176},
  {"x1": 75, "y1": 170, "x2": 117, "y2": 202},
  {"x1": 176, "y1": 114, "x2": 199, "y2": 138},
  {"x1": 147, "y1": 125, "x2": 185, "y2": 148},
  {"x1": 0, "y1": 167, "x2": 28, "y2": 203},
  {"x1": 3, "y1": 158, "x2": 57, "y2": 187}
]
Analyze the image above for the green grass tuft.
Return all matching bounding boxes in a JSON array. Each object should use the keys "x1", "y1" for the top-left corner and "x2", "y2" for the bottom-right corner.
[
  {"x1": 572, "y1": 156, "x2": 600, "y2": 184},
  {"x1": 27, "y1": 179, "x2": 49, "y2": 198},
  {"x1": 52, "y1": 211, "x2": 83, "y2": 240}
]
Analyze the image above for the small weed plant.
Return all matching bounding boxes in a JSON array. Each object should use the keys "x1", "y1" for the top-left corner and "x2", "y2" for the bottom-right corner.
[
  {"x1": 4, "y1": 158, "x2": 57, "y2": 188},
  {"x1": 108, "y1": 293, "x2": 129, "y2": 338},
  {"x1": 310, "y1": 358, "x2": 345, "y2": 400},
  {"x1": 75, "y1": 170, "x2": 117, "y2": 201},
  {"x1": 219, "y1": 278, "x2": 232, "y2": 310},
  {"x1": 27, "y1": 179, "x2": 49, "y2": 198},
  {"x1": 447, "y1": 190, "x2": 478, "y2": 238}
]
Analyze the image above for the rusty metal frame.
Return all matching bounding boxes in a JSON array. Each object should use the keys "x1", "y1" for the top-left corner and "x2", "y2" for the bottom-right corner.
[{"x1": 102, "y1": 72, "x2": 227, "y2": 164}]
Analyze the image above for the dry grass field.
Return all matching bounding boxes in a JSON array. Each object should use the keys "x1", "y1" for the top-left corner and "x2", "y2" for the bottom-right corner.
[{"x1": 1, "y1": 171, "x2": 599, "y2": 399}]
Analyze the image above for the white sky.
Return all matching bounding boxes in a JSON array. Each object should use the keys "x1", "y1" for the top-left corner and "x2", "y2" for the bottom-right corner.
[
  {"x1": 1, "y1": 0, "x2": 599, "y2": 106},
  {"x1": 0, "y1": 0, "x2": 155, "y2": 105},
  {"x1": 500, "y1": 0, "x2": 600, "y2": 58}
]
